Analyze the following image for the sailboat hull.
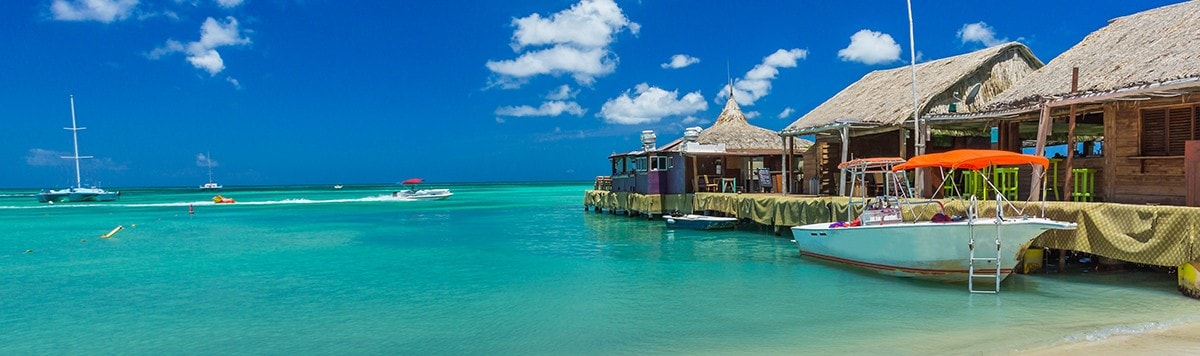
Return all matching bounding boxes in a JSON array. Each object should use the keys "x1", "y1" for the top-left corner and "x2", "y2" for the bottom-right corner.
[{"x1": 36, "y1": 188, "x2": 119, "y2": 203}]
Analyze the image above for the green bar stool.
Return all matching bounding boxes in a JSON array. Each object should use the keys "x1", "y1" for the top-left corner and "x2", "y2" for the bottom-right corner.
[
  {"x1": 1072, "y1": 168, "x2": 1096, "y2": 202},
  {"x1": 1043, "y1": 158, "x2": 1061, "y2": 201},
  {"x1": 942, "y1": 170, "x2": 959, "y2": 198},
  {"x1": 963, "y1": 169, "x2": 989, "y2": 200},
  {"x1": 993, "y1": 167, "x2": 1019, "y2": 201}
]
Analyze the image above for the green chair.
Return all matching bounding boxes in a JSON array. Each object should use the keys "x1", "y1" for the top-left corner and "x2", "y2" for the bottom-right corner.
[
  {"x1": 1043, "y1": 158, "x2": 1061, "y2": 201},
  {"x1": 993, "y1": 167, "x2": 1019, "y2": 201},
  {"x1": 962, "y1": 169, "x2": 989, "y2": 200},
  {"x1": 1072, "y1": 168, "x2": 1096, "y2": 202}
]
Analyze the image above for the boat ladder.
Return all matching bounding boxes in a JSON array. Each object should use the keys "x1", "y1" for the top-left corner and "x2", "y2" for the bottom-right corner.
[{"x1": 967, "y1": 197, "x2": 1003, "y2": 294}]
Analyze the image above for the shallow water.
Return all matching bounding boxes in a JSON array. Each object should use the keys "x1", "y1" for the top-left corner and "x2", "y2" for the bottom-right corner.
[{"x1": 1, "y1": 182, "x2": 1196, "y2": 354}]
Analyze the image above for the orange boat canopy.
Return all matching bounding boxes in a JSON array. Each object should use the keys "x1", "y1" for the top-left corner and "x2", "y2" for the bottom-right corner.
[{"x1": 892, "y1": 149, "x2": 1049, "y2": 171}]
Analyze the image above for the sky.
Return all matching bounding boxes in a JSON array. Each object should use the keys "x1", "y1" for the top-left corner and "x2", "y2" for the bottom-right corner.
[{"x1": 0, "y1": 0, "x2": 1185, "y2": 188}]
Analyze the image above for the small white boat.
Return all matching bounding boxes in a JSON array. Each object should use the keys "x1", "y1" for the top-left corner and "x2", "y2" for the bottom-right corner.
[
  {"x1": 393, "y1": 178, "x2": 452, "y2": 200},
  {"x1": 36, "y1": 95, "x2": 119, "y2": 203},
  {"x1": 665, "y1": 214, "x2": 738, "y2": 230},
  {"x1": 199, "y1": 152, "x2": 222, "y2": 190},
  {"x1": 334, "y1": 184, "x2": 344, "y2": 190},
  {"x1": 790, "y1": 151, "x2": 1076, "y2": 289}
]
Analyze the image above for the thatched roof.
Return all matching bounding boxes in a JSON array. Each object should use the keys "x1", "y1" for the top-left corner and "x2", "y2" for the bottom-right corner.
[
  {"x1": 782, "y1": 42, "x2": 1042, "y2": 135},
  {"x1": 987, "y1": 1, "x2": 1200, "y2": 109},
  {"x1": 697, "y1": 95, "x2": 812, "y2": 152}
]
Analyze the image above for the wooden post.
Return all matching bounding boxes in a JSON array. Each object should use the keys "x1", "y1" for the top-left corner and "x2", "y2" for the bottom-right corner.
[
  {"x1": 1030, "y1": 103, "x2": 1051, "y2": 201},
  {"x1": 1062, "y1": 67, "x2": 1080, "y2": 200},
  {"x1": 838, "y1": 126, "x2": 850, "y2": 196}
]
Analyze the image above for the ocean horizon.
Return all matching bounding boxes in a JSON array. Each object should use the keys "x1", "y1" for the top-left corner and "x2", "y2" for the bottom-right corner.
[{"x1": 2, "y1": 182, "x2": 1197, "y2": 354}]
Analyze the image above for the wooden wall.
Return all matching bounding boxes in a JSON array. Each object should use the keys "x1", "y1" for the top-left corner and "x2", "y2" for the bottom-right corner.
[{"x1": 1104, "y1": 97, "x2": 1200, "y2": 205}]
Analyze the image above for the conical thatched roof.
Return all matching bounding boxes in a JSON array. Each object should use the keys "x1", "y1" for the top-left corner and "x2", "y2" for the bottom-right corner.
[
  {"x1": 988, "y1": 1, "x2": 1200, "y2": 109},
  {"x1": 782, "y1": 42, "x2": 1042, "y2": 135},
  {"x1": 697, "y1": 95, "x2": 811, "y2": 152}
]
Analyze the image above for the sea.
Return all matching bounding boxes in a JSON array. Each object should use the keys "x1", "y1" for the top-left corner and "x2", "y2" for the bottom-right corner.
[{"x1": 1, "y1": 182, "x2": 1197, "y2": 354}]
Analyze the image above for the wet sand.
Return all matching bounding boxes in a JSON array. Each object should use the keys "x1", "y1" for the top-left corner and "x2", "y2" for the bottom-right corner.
[{"x1": 1022, "y1": 322, "x2": 1200, "y2": 355}]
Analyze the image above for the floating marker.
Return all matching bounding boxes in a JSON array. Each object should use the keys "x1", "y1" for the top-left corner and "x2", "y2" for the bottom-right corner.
[
  {"x1": 101, "y1": 225, "x2": 124, "y2": 239},
  {"x1": 189, "y1": 204, "x2": 195, "y2": 215}
]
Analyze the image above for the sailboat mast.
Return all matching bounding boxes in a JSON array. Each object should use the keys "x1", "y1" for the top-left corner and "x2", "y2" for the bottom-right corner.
[
  {"x1": 66, "y1": 95, "x2": 89, "y2": 189},
  {"x1": 207, "y1": 152, "x2": 214, "y2": 183}
]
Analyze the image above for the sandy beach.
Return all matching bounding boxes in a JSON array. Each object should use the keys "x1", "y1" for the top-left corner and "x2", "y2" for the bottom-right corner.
[{"x1": 1023, "y1": 321, "x2": 1200, "y2": 355}]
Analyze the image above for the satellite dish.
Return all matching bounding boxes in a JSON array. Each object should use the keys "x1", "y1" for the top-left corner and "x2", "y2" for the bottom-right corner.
[{"x1": 964, "y1": 83, "x2": 982, "y2": 105}]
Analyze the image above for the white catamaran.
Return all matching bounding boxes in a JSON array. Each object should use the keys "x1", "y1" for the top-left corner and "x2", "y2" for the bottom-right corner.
[
  {"x1": 200, "y1": 152, "x2": 223, "y2": 190},
  {"x1": 36, "y1": 95, "x2": 119, "y2": 203}
]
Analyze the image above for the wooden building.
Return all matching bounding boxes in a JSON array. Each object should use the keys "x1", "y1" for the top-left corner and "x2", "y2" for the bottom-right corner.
[
  {"x1": 603, "y1": 94, "x2": 811, "y2": 215},
  {"x1": 925, "y1": 1, "x2": 1200, "y2": 205},
  {"x1": 779, "y1": 42, "x2": 1044, "y2": 196}
]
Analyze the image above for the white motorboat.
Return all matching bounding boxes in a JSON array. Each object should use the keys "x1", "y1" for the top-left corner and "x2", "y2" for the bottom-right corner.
[
  {"x1": 790, "y1": 151, "x2": 1076, "y2": 290},
  {"x1": 36, "y1": 95, "x2": 119, "y2": 203},
  {"x1": 393, "y1": 178, "x2": 452, "y2": 200},
  {"x1": 665, "y1": 214, "x2": 738, "y2": 230}
]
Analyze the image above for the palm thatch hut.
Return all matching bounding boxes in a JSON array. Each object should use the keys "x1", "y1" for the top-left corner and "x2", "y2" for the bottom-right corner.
[
  {"x1": 781, "y1": 42, "x2": 1044, "y2": 196},
  {"x1": 925, "y1": 0, "x2": 1200, "y2": 205},
  {"x1": 669, "y1": 94, "x2": 813, "y2": 194},
  {"x1": 604, "y1": 94, "x2": 812, "y2": 198}
]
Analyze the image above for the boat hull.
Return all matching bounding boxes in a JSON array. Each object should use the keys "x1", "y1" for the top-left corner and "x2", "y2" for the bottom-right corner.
[
  {"x1": 396, "y1": 189, "x2": 453, "y2": 200},
  {"x1": 36, "y1": 188, "x2": 119, "y2": 203},
  {"x1": 665, "y1": 215, "x2": 738, "y2": 230},
  {"x1": 790, "y1": 218, "x2": 1075, "y2": 282}
]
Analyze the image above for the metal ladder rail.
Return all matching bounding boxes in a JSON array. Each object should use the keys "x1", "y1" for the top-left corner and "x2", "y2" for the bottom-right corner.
[{"x1": 968, "y1": 197, "x2": 1003, "y2": 293}]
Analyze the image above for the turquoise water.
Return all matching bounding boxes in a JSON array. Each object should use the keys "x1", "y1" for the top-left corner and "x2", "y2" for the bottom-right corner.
[{"x1": 1, "y1": 182, "x2": 1197, "y2": 354}]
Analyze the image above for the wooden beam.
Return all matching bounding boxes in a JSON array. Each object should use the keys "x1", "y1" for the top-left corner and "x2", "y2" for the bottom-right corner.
[
  {"x1": 1030, "y1": 103, "x2": 1050, "y2": 201},
  {"x1": 1063, "y1": 67, "x2": 1080, "y2": 200}
]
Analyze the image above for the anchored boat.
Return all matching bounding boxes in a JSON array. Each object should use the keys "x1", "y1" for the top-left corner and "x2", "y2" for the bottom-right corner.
[
  {"x1": 665, "y1": 214, "x2": 738, "y2": 230},
  {"x1": 790, "y1": 151, "x2": 1076, "y2": 291},
  {"x1": 36, "y1": 95, "x2": 119, "y2": 203}
]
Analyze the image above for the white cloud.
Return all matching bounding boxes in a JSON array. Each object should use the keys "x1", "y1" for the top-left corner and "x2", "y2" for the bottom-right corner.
[
  {"x1": 509, "y1": 0, "x2": 638, "y2": 50},
  {"x1": 495, "y1": 101, "x2": 586, "y2": 117},
  {"x1": 215, "y1": 0, "x2": 243, "y2": 8},
  {"x1": 486, "y1": 0, "x2": 638, "y2": 88},
  {"x1": 661, "y1": 54, "x2": 700, "y2": 69},
  {"x1": 486, "y1": 46, "x2": 614, "y2": 87},
  {"x1": 26, "y1": 148, "x2": 125, "y2": 171},
  {"x1": 196, "y1": 153, "x2": 219, "y2": 167},
  {"x1": 745, "y1": 111, "x2": 761, "y2": 119},
  {"x1": 681, "y1": 116, "x2": 706, "y2": 125},
  {"x1": 149, "y1": 16, "x2": 250, "y2": 76},
  {"x1": 777, "y1": 107, "x2": 794, "y2": 119},
  {"x1": 716, "y1": 48, "x2": 807, "y2": 106},
  {"x1": 545, "y1": 85, "x2": 578, "y2": 100},
  {"x1": 958, "y1": 22, "x2": 1007, "y2": 47},
  {"x1": 50, "y1": 0, "x2": 138, "y2": 23},
  {"x1": 838, "y1": 29, "x2": 901, "y2": 65},
  {"x1": 599, "y1": 83, "x2": 707, "y2": 125},
  {"x1": 226, "y1": 76, "x2": 241, "y2": 89}
]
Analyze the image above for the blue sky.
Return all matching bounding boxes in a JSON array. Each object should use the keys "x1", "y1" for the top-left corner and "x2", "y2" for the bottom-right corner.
[{"x1": 0, "y1": 0, "x2": 1182, "y2": 188}]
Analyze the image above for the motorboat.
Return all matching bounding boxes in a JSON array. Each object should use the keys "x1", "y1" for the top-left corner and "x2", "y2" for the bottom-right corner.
[
  {"x1": 36, "y1": 95, "x2": 119, "y2": 203},
  {"x1": 334, "y1": 184, "x2": 344, "y2": 190},
  {"x1": 393, "y1": 178, "x2": 452, "y2": 200},
  {"x1": 790, "y1": 151, "x2": 1076, "y2": 291},
  {"x1": 665, "y1": 213, "x2": 738, "y2": 230}
]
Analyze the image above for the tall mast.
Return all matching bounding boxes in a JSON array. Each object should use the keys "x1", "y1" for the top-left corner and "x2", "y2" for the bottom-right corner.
[
  {"x1": 63, "y1": 95, "x2": 93, "y2": 189},
  {"x1": 906, "y1": 0, "x2": 924, "y2": 195},
  {"x1": 207, "y1": 152, "x2": 215, "y2": 183}
]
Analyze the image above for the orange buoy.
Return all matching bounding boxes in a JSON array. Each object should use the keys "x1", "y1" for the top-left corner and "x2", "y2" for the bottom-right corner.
[{"x1": 189, "y1": 204, "x2": 195, "y2": 215}]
